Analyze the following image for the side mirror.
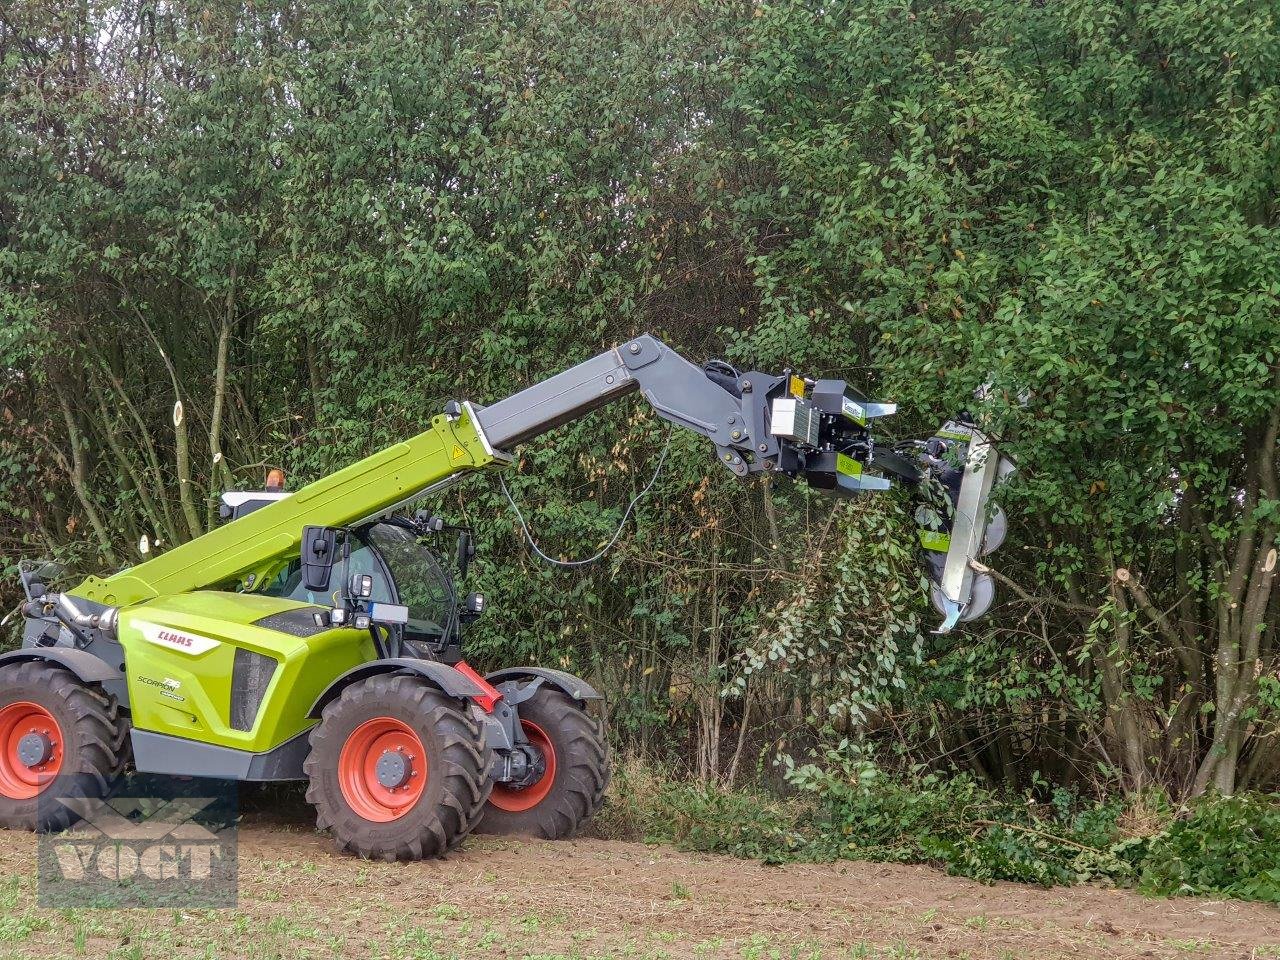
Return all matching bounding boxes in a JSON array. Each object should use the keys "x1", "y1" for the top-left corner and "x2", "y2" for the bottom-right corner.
[
  {"x1": 456, "y1": 531, "x2": 474, "y2": 579},
  {"x1": 301, "y1": 525, "x2": 338, "y2": 592}
]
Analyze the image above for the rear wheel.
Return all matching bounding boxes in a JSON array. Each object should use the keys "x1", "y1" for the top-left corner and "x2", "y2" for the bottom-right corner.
[
  {"x1": 304, "y1": 674, "x2": 491, "y2": 860},
  {"x1": 0, "y1": 661, "x2": 129, "y2": 831},
  {"x1": 478, "y1": 684, "x2": 609, "y2": 839}
]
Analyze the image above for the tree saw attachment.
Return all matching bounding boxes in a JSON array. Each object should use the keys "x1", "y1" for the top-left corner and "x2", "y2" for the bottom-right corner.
[
  {"x1": 892, "y1": 421, "x2": 1016, "y2": 632},
  {"x1": 745, "y1": 374, "x2": 1015, "y2": 633}
]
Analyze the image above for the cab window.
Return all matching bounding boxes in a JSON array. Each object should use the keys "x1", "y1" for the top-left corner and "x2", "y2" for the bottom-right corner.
[
  {"x1": 364, "y1": 523, "x2": 452, "y2": 640},
  {"x1": 261, "y1": 543, "x2": 392, "y2": 607}
]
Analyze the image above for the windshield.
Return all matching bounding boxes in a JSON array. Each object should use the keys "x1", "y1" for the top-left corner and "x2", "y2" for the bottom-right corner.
[
  {"x1": 364, "y1": 523, "x2": 453, "y2": 639},
  {"x1": 260, "y1": 523, "x2": 454, "y2": 641}
]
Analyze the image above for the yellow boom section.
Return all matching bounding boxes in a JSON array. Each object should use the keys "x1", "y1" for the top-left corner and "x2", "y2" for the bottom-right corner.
[{"x1": 70, "y1": 406, "x2": 498, "y2": 608}]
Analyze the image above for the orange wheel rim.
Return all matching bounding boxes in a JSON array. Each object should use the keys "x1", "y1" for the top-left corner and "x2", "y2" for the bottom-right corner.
[
  {"x1": 490, "y1": 720, "x2": 557, "y2": 813},
  {"x1": 337, "y1": 717, "x2": 427, "y2": 822},
  {"x1": 0, "y1": 701, "x2": 64, "y2": 800}
]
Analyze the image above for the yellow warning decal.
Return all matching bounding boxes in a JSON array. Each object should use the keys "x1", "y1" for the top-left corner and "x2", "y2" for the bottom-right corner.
[
  {"x1": 836, "y1": 452, "x2": 862, "y2": 477},
  {"x1": 789, "y1": 375, "x2": 806, "y2": 398},
  {"x1": 451, "y1": 445, "x2": 467, "y2": 461}
]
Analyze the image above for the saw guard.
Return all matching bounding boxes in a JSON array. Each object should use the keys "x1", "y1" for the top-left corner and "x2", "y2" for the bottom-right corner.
[{"x1": 917, "y1": 423, "x2": 1016, "y2": 633}]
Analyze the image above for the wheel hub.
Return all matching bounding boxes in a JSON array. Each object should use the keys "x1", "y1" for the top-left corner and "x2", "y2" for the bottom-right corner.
[
  {"x1": 337, "y1": 716, "x2": 428, "y2": 822},
  {"x1": 16, "y1": 732, "x2": 52, "y2": 768},
  {"x1": 506, "y1": 743, "x2": 547, "y2": 791},
  {"x1": 489, "y1": 719, "x2": 557, "y2": 812},
  {"x1": 0, "y1": 701, "x2": 65, "y2": 800},
  {"x1": 374, "y1": 748, "x2": 411, "y2": 789}
]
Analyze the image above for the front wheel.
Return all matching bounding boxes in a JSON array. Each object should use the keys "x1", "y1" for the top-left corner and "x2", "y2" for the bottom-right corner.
[
  {"x1": 304, "y1": 674, "x2": 491, "y2": 861},
  {"x1": 477, "y1": 684, "x2": 609, "y2": 839}
]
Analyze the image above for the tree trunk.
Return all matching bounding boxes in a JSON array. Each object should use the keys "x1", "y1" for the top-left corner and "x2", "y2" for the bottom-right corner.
[
  {"x1": 88, "y1": 374, "x2": 168, "y2": 546},
  {"x1": 97, "y1": 359, "x2": 178, "y2": 541},
  {"x1": 1101, "y1": 574, "x2": 1147, "y2": 791},
  {"x1": 207, "y1": 268, "x2": 237, "y2": 528},
  {"x1": 52, "y1": 383, "x2": 117, "y2": 565},
  {"x1": 137, "y1": 308, "x2": 203, "y2": 541}
]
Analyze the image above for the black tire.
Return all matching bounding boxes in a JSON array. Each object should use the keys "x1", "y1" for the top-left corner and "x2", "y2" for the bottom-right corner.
[
  {"x1": 0, "y1": 661, "x2": 130, "y2": 832},
  {"x1": 304, "y1": 674, "x2": 491, "y2": 861},
  {"x1": 476, "y1": 684, "x2": 609, "y2": 839}
]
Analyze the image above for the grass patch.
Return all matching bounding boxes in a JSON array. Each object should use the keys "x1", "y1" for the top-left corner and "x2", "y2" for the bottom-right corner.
[{"x1": 0, "y1": 910, "x2": 51, "y2": 943}]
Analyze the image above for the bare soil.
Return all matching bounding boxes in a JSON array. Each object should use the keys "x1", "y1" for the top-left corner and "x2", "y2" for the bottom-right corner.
[{"x1": 0, "y1": 806, "x2": 1277, "y2": 960}]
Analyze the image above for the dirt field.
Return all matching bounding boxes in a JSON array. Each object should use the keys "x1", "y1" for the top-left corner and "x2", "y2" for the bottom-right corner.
[{"x1": 1, "y1": 808, "x2": 1278, "y2": 960}]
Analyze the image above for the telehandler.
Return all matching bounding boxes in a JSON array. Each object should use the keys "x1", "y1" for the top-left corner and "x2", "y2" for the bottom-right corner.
[{"x1": 1, "y1": 335, "x2": 1011, "y2": 860}]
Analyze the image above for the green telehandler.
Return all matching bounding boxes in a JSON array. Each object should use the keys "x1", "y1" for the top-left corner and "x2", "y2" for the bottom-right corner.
[{"x1": 1, "y1": 335, "x2": 1011, "y2": 860}]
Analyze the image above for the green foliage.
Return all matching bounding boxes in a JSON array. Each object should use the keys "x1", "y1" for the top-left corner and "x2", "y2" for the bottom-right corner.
[
  {"x1": 720, "y1": 0, "x2": 1280, "y2": 796},
  {"x1": 1137, "y1": 794, "x2": 1280, "y2": 901},
  {"x1": 597, "y1": 756, "x2": 810, "y2": 863},
  {"x1": 783, "y1": 742, "x2": 1134, "y2": 886},
  {"x1": 1, "y1": 0, "x2": 1277, "y2": 803},
  {"x1": 731, "y1": 497, "x2": 926, "y2": 725},
  {"x1": 605, "y1": 753, "x2": 1280, "y2": 903}
]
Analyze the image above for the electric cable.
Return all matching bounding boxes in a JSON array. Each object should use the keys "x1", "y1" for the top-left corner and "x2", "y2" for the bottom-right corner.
[{"x1": 499, "y1": 429, "x2": 673, "y2": 568}]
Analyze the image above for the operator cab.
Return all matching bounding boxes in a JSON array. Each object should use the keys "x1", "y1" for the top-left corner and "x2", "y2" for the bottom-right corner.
[{"x1": 259, "y1": 517, "x2": 481, "y2": 663}]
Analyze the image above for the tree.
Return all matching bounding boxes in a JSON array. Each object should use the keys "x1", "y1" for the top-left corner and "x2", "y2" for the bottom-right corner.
[{"x1": 725, "y1": 0, "x2": 1280, "y2": 795}]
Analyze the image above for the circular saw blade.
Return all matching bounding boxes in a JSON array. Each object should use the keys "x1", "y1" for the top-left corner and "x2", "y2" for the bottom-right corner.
[{"x1": 930, "y1": 571, "x2": 996, "y2": 623}]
